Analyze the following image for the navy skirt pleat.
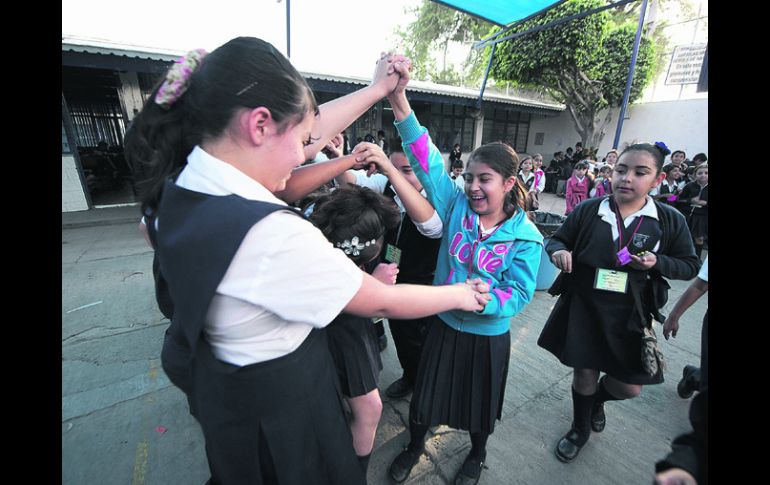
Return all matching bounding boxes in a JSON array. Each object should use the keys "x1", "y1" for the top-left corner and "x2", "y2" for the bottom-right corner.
[{"x1": 410, "y1": 316, "x2": 510, "y2": 434}]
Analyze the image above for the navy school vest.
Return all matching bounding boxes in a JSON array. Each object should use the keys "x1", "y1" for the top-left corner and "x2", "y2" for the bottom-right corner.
[{"x1": 154, "y1": 179, "x2": 304, "y2": 381}]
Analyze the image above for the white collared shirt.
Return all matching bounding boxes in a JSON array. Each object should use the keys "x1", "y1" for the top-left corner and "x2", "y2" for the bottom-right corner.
[
  {"x1": 169, "y1": 146, "x2": 363, "y2": 365},
  {"x1": 597, "y1": 196, "x2": 661, "y2": 252},
  {"x1": 649, "y1": 179, "x2": 683, "y2": 196}
]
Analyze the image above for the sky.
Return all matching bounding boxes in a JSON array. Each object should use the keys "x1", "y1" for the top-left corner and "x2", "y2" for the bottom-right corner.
[{"x1": 62, "y1": 0, "x2": 424, "y2": 79}]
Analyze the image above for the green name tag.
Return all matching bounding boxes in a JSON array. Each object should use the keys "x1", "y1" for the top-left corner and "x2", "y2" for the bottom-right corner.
[
  {"x1": 594, "y1": 268, "x2": 628, "y2": 293},
  {"x1": 384, "y1": 244, "x2": 402, "y2": 265}
]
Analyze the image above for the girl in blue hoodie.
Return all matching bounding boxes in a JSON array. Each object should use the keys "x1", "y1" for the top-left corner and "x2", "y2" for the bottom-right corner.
[{"x1": 363, "y1": 60, "x2": 543, "y2": 485}]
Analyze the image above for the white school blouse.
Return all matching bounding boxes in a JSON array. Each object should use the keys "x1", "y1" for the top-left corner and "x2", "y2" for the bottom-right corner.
[{"x1": 172, "y1": 146, "x2": 363, "y2": 366}]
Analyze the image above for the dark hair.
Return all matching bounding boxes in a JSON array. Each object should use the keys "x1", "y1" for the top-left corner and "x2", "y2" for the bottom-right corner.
[
  {"x1": 566, "y1": 147, "x2": 573, "y2": 154},
  {"x1": 620, "y1": 143, "x2": 670, "y2": 173},
  {"x1": 450, "y1": 159, "x2": 464, "y2": 169},
  {"x1": 467, "y1": 142, "x2": 521, "y2": 217},
  {"x1": 377, "y1": 130, "x2": 386, "y2": 137},
  {"x1": 125, "y1": 37, "x2": 318, "y2": 217},
  {"x1": 309, "y1": 186, "x2": 400, "y2": 265},
  {"x1": 693, "y1": 152, "x2": 708, "y2": 163},
  {"x1": 662, "y1": 163, "x2": 681, "y2": 176},
  {"x1": 574, "y1": 161, "x2": 589, "y2": 170},
  {"x1": 364, "y1": 133, "x2": 376, "y2": 143},
  {"x1": 671, "y1": 150, "x2": 686, "y2": 159}
]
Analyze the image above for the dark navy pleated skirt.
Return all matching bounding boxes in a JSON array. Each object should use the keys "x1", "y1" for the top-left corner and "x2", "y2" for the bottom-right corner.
[
  {"x1": 410, "y1": 315, "x2": 511, "y2": 435},
  {"x1": 326, "y1": 313, "x2": 383, "y2": 398}
]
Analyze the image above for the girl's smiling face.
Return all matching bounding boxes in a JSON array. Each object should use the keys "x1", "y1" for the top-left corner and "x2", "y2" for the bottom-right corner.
[{"x1": 464, "y1": 160, "x2": 516, "y2": 220}]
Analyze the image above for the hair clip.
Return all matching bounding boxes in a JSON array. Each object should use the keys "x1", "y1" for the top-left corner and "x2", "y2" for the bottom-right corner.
[
  {"x1": 335, "y1": 237, "x2": 376, "y2": 257},
  {"x1": 653, "y1": 141, "x2": 671, "y2": 155},
  {"x1": 154, "y1": 49, "x2": 208, "y2": 109}
]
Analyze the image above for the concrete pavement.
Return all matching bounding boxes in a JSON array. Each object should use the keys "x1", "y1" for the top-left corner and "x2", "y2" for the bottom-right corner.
[{"x1": 62, "y1": 193, "x2": 706, "y2": 484}]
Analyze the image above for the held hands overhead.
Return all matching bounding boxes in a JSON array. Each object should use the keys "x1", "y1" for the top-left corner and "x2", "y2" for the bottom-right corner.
[{"x1": 371, "y1": 51, "x2": 413, "y2": 98}]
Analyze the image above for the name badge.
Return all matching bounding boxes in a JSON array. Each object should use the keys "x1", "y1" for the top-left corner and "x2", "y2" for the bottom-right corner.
[
  {"x1": 385, "y1": 244, "x2": 402, "y2": 265},
  {"x1": 594, "y1": 268, "x2": 628, "y2": 293}
]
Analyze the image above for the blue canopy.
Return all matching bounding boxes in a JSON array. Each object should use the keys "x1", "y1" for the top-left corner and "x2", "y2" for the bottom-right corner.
[{"x1": 432, "y1": 0, "x2": 566, "y2": 26}]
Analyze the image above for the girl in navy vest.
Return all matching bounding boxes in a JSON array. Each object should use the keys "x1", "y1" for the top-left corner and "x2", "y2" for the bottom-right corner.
[
  {"x1": 537, "y1": 142, "x2": 701, "y2": 464},
  {"x1": 380, "y1": 60, "x2": 543, "y2": 485},
  {"x1": 125, "y1": 38, "x2": 490, "y2": 485}
]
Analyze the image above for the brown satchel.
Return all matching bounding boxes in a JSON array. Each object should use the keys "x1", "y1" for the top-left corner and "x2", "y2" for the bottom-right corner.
[{"x1": 628, "y1": 274, "x2": 666, "y2": 376}]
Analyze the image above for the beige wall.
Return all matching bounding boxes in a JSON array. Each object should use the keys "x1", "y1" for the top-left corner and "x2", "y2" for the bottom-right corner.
[{"x1": 528, "y1": 98, "x2": 707, "y2": 162}]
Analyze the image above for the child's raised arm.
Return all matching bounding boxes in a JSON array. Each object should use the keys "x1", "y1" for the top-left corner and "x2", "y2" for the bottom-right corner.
[
  {"x1": 386, "y1": 62, "x2": 463, "y2": 223},
  {"x1": 352, "y1": 142, "x2": 437, "y2": 224},
  {"x1": 304, "y1": 53, "x2": 410, "y2": 160}
]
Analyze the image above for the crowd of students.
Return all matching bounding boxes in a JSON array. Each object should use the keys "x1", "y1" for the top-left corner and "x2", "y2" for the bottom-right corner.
[{"x1": 127, "y1": 38, "x2": 707, "y2": 485}]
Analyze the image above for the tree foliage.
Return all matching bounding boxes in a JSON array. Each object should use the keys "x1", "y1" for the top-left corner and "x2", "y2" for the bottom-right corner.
[
  {"x1": 489, "y1": 0, "x2": 658, "y2": 147},
  {"x1": 395, "y1": 0, "x2": 492, "y2": 85}
]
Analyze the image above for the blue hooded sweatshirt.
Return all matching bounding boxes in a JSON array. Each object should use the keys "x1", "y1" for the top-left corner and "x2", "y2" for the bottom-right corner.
[{"x1": 394, "y1": 112, "x2": 543, "y2": 336}]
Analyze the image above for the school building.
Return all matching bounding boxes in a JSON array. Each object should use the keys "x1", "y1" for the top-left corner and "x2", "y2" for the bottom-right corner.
[
  {"x1": 61, "y1": 38, "x2": 565, "y2": 212},
  {"x1": 62, "y1": 33, "x2": 707, "y2": 213}
]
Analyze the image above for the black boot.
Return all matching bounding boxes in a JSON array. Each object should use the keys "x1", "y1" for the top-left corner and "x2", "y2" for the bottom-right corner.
[
  {"x1": 555, "y1": 388, "x2": 595, "y2": 463},
  {"x1": 591, "y1": 376, "x2": 622, "y2": 432},
  {"x1": 677, "y1": 365, "x2": 700, "y2": 399}
]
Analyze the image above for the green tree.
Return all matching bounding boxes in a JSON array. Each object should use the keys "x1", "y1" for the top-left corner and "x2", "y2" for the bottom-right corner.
[
  {"x1": 490, "y1": 0, "x2": 657, "y2": 148},
  {"x1": 395, "y1": 0, "x2": 492, "y2": 85}
]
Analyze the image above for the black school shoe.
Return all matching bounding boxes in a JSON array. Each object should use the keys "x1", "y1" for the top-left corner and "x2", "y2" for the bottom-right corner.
[
  {"x1": 677, "y1": 365, "x2": 699, "y2": 399},
  {"x1": 453, "y1": 452, "x2": 486, "y2": 485},
  {"x1": 389, "y1": 447, "x2": 423, "y2": 483},
  {"x1": 555, "y1": 428, "x2": 589, "y2": 463},
  {"x1": 385, "y1": 377, "x2": 413, "y2": 399}
]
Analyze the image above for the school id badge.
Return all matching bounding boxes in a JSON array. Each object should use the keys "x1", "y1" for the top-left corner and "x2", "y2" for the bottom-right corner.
[
  {"x1": 594, "y1": 268, "x2": 628, "y2": 294},
  {"x1": 384, "y1": 244, "x2": 402, "y2": 265}
]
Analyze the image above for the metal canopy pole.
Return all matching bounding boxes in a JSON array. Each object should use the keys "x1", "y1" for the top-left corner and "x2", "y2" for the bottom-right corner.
[
  {"x1": 286, "y1": 0, "x2": 291, "y2": 58},
  {"x1": 612, "y1": 0, "x2": 648, "y2": 149},
  {"x1": 476, "y1": 43, "x2": 497, "y2": 109}
]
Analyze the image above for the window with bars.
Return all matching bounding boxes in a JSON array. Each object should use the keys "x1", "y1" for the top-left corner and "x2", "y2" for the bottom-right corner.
[
  {"x1": 427, "y1": 103, "x2": 474, "y2": 152},
  {"x1": 480, "y1": 107, "x2": 530, "y2": 153}
]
